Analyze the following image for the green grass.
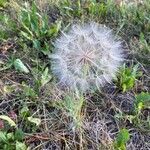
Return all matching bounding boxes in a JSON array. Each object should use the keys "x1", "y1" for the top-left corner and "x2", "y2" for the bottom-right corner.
[{"x1": 0, "y1": 0, "x2": 150, "y2": 149}]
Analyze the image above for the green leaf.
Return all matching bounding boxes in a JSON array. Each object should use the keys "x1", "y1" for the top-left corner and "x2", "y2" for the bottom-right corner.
[
  {"x1": 137, "y1": 102, "x2": 144, "y2": 111},
  {"x1": 15, "y1": 129, "x2": 24, "y2": 141},
  {"x1": 132, "y1": 64, "x2": 139, "y2": 76},
  {"x1": 135, "y1": 92, "x2": 150, "y2": 110},
  {"x1": 117, "y1": 64, "x2": 141, "y2": 92},
  {"x1": 48, "y1": 20, "x2": 61, "y2": 37},
  {"x1": 20, "y1": 106, "x2": 30, "y2": 118},
  {"x1": 41, "y1": 67, "x2": 51, "y2": 87},
  {"x1": 27, "y1": 116, "x2": 41, "y2": 126},
  {"x1": 116, "y1": 128, "x2": 130, "y2": 149},
  {"x1": 14, "y1": 59, "x2": 29, "y2": 73},
  {"x1": 33, "y1": 39, "x2": 41, "y2": 50},
  {"x1": 0, "y1": 131, "x2": 7, "y2": 143},
  {"x1": 41, "y1": 42, "x2": 50, "y2": 55},
  {"x1": 122, "y1": 84, "x2": 126, "y2": 92},
  {"x1": 20, "y1": 31, "x2": 32, "y2": 41},
  {"x1": 41, "y1": 17, "x2": 48, "y2": 35},
  {"x1": 0, "y1": 0, "x2": 7, "y2": 7},
  {"x1": 0, "y1": 115, "x2": 16, "y2": 127},
  {"x1": 31, "y1": 21, "x2": 39, "y2": 36},
  {"x1": 23, "y1": 85, "x2": 37, "y2": 98},
  {"x1": 16, "y1": 141, "x2": 27, "y2": 150},
  {"x1": 136, "y1": 92, "x2": 150, "y2": 104},
  {"x1": 7, "y1": 132, "x2": 14, "y2": 140}
]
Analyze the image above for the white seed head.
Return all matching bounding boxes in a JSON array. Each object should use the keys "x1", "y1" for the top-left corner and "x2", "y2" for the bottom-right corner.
[{"x1": 50, "y1": 22, "x2": 124, "y2": 91}]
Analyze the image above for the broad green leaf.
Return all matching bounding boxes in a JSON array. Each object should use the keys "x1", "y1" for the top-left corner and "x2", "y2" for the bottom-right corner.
[
  {"x1": 7, "y1": 132, "x2": 14, "y2": 140},
  {"x1": 118, "y1": 64, "x2": 141, "y2": 92},
  {"x1": 16, "y1": 141, "x2": 27, "y2": 150},
  {"x1": 20, "y1": 106, "x2": 30, "y2": 118},
  {"x1": 0, "y1": 131, "x2": 7, "y2": 143},
  {"x1": 114, "y1": 128, "x2": 130, "y2": 150},
  {"x1": 116, "y1": 128, "x2": 130, "y2": 147},
  {"x1": 0, "y1": 115, "x2": 16, "y2": 127},
  {"x1": 41, "y1": 67, "x2": 51, "y2": 86},
  {"x1": 14, "y1": 59, "x2": 29, "y2": 73},
  {"x1": 15, "y1": 129, "x2": 24, "y2": 141},
  {"x1": 27, "y1": 116, "x2": 41, "y2": 126}
]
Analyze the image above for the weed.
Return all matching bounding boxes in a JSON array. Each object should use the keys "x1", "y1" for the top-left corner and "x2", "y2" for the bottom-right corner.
[
  {"x1": 31, "y1": 66, "x2": 52, "y2": 93},
  {"x1": 115, "y1": 92, "x2": 150, "y2": 131},
  {"x1": 88, "y1": 1, "x2": 107, "y2": 18},
  {"x1": 55, "y1": 93, "x2": 84, "y2": 130},
  {"x1": 114, "y1": 128, "x2": 130, "y2": 150},
  {"x1": 14, "y1": 59, "x2": 29, "y2": 73},
  {"x1": 0, "y1": 13, "x2": 17, "y2": 40},
  {"x1": 133, "y1": 92, "x2": 150, "y2": 130},
  {"x1": 139, "y1": 33, "x2": 150, "y2": 54},
  {"x1": 0, "y1": 57, "x2": 29, "y2": 73},
  {"x1": 134, "y1": 92, "x2": 150, "y2": 113},
  {"x1": 0, "y1": 0, "x2": 8, "y2": 8},
  {"x1": 0, "y1": 115, "x2": 27, "y2": 150},
  {"x1": 13, "y1": 1, "x2": 61, "y2": 55},
  {"x1": 21, "y1": 83, "x2": 37, "y2": 99},
  {"x1": 0, "y1": 129, "x2": 27, "y2": 150},
  {"x1": 117, "y1": 64, "x2": 142, "y2": 92}
]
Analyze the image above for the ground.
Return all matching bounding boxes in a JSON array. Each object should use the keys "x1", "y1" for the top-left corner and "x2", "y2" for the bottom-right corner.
[{"x1": 0, "y1": 0, "x2": 150, "y2": 150}]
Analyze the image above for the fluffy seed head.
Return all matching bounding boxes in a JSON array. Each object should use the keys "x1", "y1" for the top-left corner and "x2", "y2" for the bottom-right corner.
[{"x1": 50, "y1": 22, "x2": 124, "y2": 91}]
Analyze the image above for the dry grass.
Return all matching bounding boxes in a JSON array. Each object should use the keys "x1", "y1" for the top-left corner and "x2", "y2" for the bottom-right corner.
[{"x1": 0, "y1": 0, "x2": 150, "y2": 149}]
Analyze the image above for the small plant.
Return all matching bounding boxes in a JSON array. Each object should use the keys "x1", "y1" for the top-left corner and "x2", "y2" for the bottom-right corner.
[
  {"x1": 117, "y1": 64, "x2": 142, "y2": 92},
  {"x1": 0, "y1": 115, "x2": 27, "y2": 150},
  {"x1": 134, "y1": 92, "x2": 150, "y2": 113},
  {"x1": 115, "y1": 92, "x2": 150, "y2": 131},
  {"x1": 15, "y1": 1, "x2": 61, "y2": 55},
  {"x1": 0, "y1": 0, "x2": 8, "y2": 8},
  {"x1": 14, "y1": 59, "x2": 29, "y2": 73},
  {"x1": 22, "y1": 83, "x2": 37, "y2": 99},
  {"x1": 55, "y1": 93, "x2": 84, "y2": 129},
  {"x1": 31, "y1": 67, "x2": 52, "y2": 93},
  {"x1": 0, "y1": 57, "x2": 29, "y2": 73},
  {"x1": 87, "y1": 1, "x2": 107, "y2": 17},
  {"x1": 139, "y1": 32, "x2": 150, "y2": 54},
  {"x1": 0, "y1": 13, "x2": 16, "y2": 40},
  {"x1": 50, "y1": 22, "x2": 124, "y2": 92},
  {"x1": 114, "y1": 128, "x2": 130, "y2": 150},
  {"x1": 60, "y1": 0, "x2": 83, "y2": 18},
  {"x1": 0, "y1": 129, "x2": 27, "y2": 150},
  {"x1": 133, "y1": 92, "x2": 150, "y2": 129},
  {"x1": 0, "y1": 56, "x2": 14, "y2": 71}
]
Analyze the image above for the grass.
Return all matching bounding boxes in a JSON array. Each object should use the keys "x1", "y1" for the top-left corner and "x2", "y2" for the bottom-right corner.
[{"x1": 0, "y1": 0, "x2": 150, "y2": 149}]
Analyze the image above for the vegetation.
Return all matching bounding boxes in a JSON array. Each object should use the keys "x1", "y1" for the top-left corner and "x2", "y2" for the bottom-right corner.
[{"x1": 0, "y1": 0, "x2": 150, "y2": 149}]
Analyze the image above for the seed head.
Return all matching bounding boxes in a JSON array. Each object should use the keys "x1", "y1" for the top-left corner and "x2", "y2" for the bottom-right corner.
[{"x1": 50, "y1": 22, "x2": 124, "y2": 91}]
